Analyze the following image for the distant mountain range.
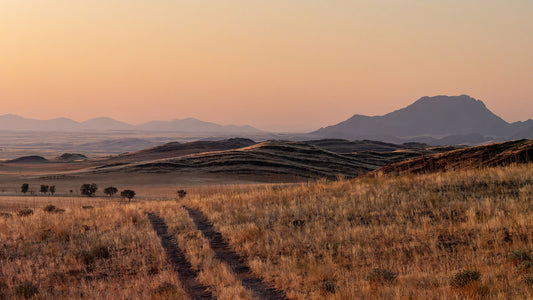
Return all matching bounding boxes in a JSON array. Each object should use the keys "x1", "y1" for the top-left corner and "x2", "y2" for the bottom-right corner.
[
  {"x1": 2, "y1": 95, "x2": 532, "y2": 146},
  {"x1": 312, "y1": 95, "x2": 533, "y2": 144},
  {"x1": 0, "y1": 114, "x2": 261, "y2": 133}
]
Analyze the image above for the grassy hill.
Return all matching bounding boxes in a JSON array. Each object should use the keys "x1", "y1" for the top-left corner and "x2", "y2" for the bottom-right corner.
[
  {"x1": 2, "y1": 164, "x2": 532, "y2": 298},
  {"x1": 91, "y1": 141, "x2": 428, "y2": 181},
  {"x1": 378, "y1": 139, "x2": 533, "y2": 174}
]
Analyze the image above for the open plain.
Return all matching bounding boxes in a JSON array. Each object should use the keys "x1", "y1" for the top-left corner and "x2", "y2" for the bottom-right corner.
[{"x1": 1, "y1": 137, "x2": 533, "y2": 299}]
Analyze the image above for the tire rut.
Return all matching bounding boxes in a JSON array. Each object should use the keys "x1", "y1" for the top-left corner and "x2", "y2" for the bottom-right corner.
[
  {"x1": 183, "y1": 206, "x2": 288, "y2": 300},
  {"x1": 146, "y1": 212, "x2": 216, "y2": 300}
]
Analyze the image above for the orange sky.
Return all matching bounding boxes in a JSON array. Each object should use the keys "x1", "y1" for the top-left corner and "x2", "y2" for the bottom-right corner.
[{"x1": 1, "y1": 1, "x2": 532, "y2": 132}]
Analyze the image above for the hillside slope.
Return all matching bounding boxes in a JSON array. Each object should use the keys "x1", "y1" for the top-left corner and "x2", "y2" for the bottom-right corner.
[
  {"x1": 98, "y1": 138, "x2": 257, "y2": 164},
  {"x1": 377, "y1": 139, "x2": 533, "y2": 174},
  {"x1": 92, "y1": 141, "x2": 394, "y2": 180}
]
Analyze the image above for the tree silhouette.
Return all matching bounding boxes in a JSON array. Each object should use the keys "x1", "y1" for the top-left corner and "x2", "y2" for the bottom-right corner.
[
  {"x1": 80, "y1": 183, "x2": 98, "y2": 197},
  {"x1": 40, "y1": 184, "x2": 49, "y2": 195},
  {"x1": 104, "y1": 187, "x2": 118, "y2": 197},
  {"x1": 177, "y1": 189, "x2": 187, "y2": 199},
  {"x1": 21, "y1": 183, "x2": 29, "y2": 194},
  {"x1": 120, "y1": 189, "x2": 136, "y2": 202}
]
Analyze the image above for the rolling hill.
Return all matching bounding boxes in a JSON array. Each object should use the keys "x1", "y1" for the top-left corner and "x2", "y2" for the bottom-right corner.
[
  {"x1": 5, "y1": 155, "x2": 49, "y2": 164},
  {"x1": 97, "y1": 138, "x2": 257, "y2": 164},
  {"x1": 90, "y1": 140, "x2": 440, "y2": 181},
  {"x1": 377, "y1": 139, "x2": 533, "y2": 174}
]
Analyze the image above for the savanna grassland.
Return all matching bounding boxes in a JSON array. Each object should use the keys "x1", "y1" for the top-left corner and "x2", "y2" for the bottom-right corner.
[
  {"x1": 2, "y1": 164, "x2": 533, "y2": 299},
  {"x1": 0, "y1": 202, "x2": 189, "y2": 299}
]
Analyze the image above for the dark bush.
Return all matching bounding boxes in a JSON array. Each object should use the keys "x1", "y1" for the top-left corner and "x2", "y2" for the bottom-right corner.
[
  {"x1": 43, "y1": 204, "x2": 56, "y2": 212},
  {"x1": 0, "y1": 280, "x2": 6, "y2": 300},
  {"x1": 17, "y1": 208, "x2": 33, "y2": 217},
  {"x1": 20, "y1": 183, "x2": 29, "y2": 194},
  {"x1": 518, "y1": 261, "x2": 533, "y2": 275},
  {"x1": 78, "y1": 244, "x2": 110, "y2": 265},
  {"x1": 522, "y1": 274, "x2": 533, "y2": 287},
  {"x1": 121, "y1": 189, "x2": 136, "y2": 202},
  {"x1": 510, "y1": 249, "x2": 531, "y2": 265},
  {"x1": 450, "y1": 270, "x2": 481, "y2": 288},
  {"x1": 40, "y1": 184, "x2": 49, "y2": 195},
  {"x1": 80, "y1": 183, "x2": 98, "y2": 197},
  {"x1": 177, "y1": 190, "x2": 187, "y2": 199},
  {"x1": 367, "y1": 268, "x2": 396, "y2": 285},
  {"x1": 152, "y1": 282, "x2": 179, "y2": 298},
  {"x1": 104, "y1": 187, "x2": 118, "y2": 197},
  {"x1": 91, "y1": 244, "x2": 110, "y2": 259},
  {"x1": 0, "y1": 212, "x2": 12, "y2": 218},
  {"x1": 320, "y1": 280, "x2": 337, "y2": 294},
  {"x1": 15, "y1": 281, "x2": 39, "y2": 299}
]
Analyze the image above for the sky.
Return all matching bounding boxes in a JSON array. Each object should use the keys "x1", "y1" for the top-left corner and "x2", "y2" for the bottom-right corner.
[{"x1": 0, "y1": 1, "x2": 532, "y2": 132}]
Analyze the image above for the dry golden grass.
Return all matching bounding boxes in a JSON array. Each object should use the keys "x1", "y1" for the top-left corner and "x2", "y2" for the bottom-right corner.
[
  {"x1": 0, "y1": 202, "x2": 188, "y2": 299},
  {"x1": 2, "y1": 164, "x2": 533, "y2": 299},
  {"x1": 182, "y1": 164, "x2": 533, "y2": 299},
  {"x1": 144, "y1": 202, "x2": 253, "y2": 299}
]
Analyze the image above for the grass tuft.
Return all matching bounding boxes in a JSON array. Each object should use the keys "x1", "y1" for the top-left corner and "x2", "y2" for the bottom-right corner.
[
  {"x1": 450, "y1": 270, "x2": 481, "y2": 288},
  {"x1": 15, "y1": 281, "x2": 39, "y2": 299},
  {"x1": 17, "y1": 208, "x2": 33, "y2": 217},
  {"x1": 367, "y1": 268, "x2": 397, "y2": 285}
]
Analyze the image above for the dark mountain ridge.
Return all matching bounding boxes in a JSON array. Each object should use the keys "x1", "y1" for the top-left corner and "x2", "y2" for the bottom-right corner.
[{"x1": 313, "y1": 95, "x2": 533, "y2": 142}]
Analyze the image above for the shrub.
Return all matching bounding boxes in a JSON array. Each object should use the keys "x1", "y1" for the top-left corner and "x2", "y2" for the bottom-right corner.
[
  {"x1": 80, "y1": 183, "x2": 98, "y2": 197},
  {"x1": 91, "y1": 244, "x2": 110, "y2": 259},
  {"x1": 15, "y1": 281, "x2": 38, "y2": 299},
  {"x1": 367, "y1": 268, "x2": 396, "y2": 285},
  {"x1": 17, "y1": 208, "x2": 33, "y2": 217},
  {"x1": 121, "y1": 189, "x2": 136, "y2": 202},
  {"x1": 43, "y1": 204, "x2": 56, "y2": 212},
  {"x1": 510, "y1": 249, "x2": 531, "y2": 265},
  {"x1": 0, "y1": 212, "x2": 12, "y2": 218},
  {"x1": 450, "y1": 270, "x2": 481, "y2": 288},
  {"x1": 177, "y1": 189, "x2": 187, "y2": 199},
  {"x1": 522, "y1": 274, "x2": 533, "y2": 287},
  {"x1": 517, "y1": 261, "x2": 533, "y2": 275},
  {"x1": 78, "y1": 244, "x2": 110, "y2": 265},
  {"x1": 320, "y1": 280, "x2": 337, "y2": 294},
  {"x1": 20, "y1": 183, "x2": 29, "y2": 194},
  {"x1": 40, "y1": 184, "x2": 49, "y2": 195},
  {"x1": 0, "y1": 281, "x2": 6, "y2": 300},
  {"x1": 104, "y1": 186, "x2": 118, "y2": 197},
  {"x1": 152, "y1": 282, "x2": 179, "y2": 298}
]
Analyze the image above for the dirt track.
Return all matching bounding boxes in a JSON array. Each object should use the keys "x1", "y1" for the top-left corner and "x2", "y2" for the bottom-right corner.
[
  {"x1": 184, "y1": 206, "x2": 287, "y2": 300},
  {"x1": 146, "y1": 212, "x2": 215, "y2": 300}
]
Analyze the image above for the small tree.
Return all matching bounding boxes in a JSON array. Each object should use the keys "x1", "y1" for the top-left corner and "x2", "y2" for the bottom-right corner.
[
  {"x1": 40, "y1": 184, "x2": 49, "y2": 195},
  {"x1": 177, "y1": 190, "x2": 187, "y2": 199},
  {"x1": 49, "y1": 185, "x2": 56, "y2": 195},
  {"x1": 21, "y1": 183, "x2": 29, "y2": 194},
  {"x1": 120, "y1": 189, "x2": 136, "y2": 202},
  {"x1": 80, "y1": 183, "x2": 98, "y2": 197},
  {"x1": 103, "y1": 187, "x2": 118, "y2": 197}
]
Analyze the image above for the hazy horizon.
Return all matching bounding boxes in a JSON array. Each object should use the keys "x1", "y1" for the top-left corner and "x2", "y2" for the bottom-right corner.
[{"x1": 1, "y1": 1, "x2": 532, "y2": 132}]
